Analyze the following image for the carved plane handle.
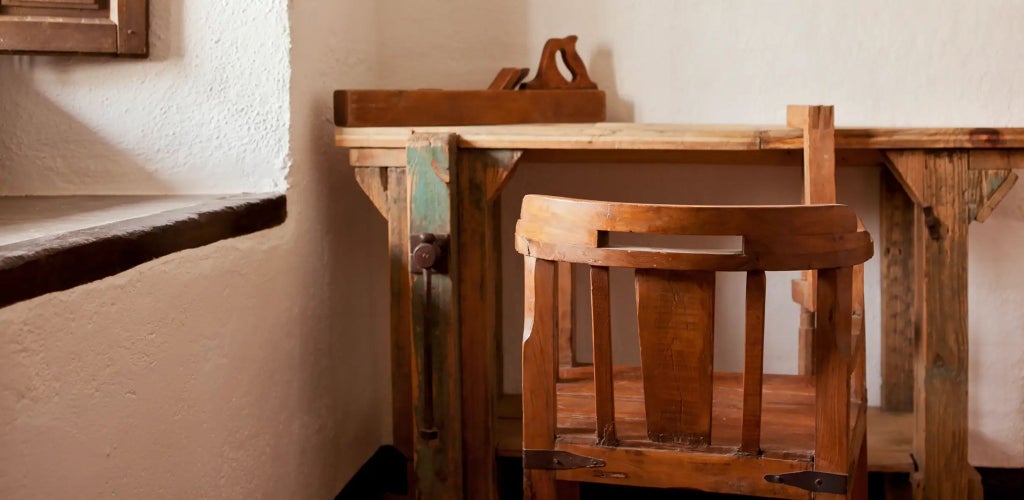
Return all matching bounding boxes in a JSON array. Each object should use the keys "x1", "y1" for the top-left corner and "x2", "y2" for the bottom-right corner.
[{"x1": 520, "y1": 35, "x2": 598, "y2": 90}]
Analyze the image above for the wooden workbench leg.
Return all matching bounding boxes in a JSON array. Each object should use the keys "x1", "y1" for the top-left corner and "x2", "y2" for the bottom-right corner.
[
  {"x1": 407, "y1": 134, "x2": 463, "y2": 499},
  {"x1": 355, "y1": 167, "x2": 415, "y2": 491},
  {"x1": 457, "y1": 149, "x2": 521, "y2": 500},
  {"x1": 887, "y1": 151, "x2": 974, "y2": 499},
  {"x1": 880, "y1": 169, "x2": 915, "y2": 412}
]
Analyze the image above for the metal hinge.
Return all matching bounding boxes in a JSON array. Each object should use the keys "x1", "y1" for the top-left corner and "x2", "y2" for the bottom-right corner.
[
  {"x1": 522, "y1": 450, "x2": 605, "y2": 470},
  {"x1": 764, "y1": 470, "x2": 847, "y2": 494}
]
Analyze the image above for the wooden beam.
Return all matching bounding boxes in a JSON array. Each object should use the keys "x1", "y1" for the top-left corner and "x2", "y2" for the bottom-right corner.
[
  {"x1": 880, "y1": 169, "x2": 916, "y2": 412},
  {"x1": 456, "y1": 149, "x2": 520, "y2": 500},
  {"x1": 788, "y1": 105, "x2": 836, "y2": 377},
  {"x1": 887, "y1": 151, "x2": 973, "y2": 499},
  {"x1": 968, "y1": 169, "x2": 1018, "y2": 222},
  {"x1": 968, "y1": 149, "x2": 1024, "y2": 170},
  {"x1": 884, "y1": 151, "x2": 928, "y2": 206},
  {"x1": 334, "y1": 89, "x2": 605, "y2": 127},
  {"x1": 353, "y1": 168, "x2": 390, "y2": 216},
  {"x1": 382, "y1": 167, "x2": 414, "y2": 478},
  {"x1": 350, "y1": 148, "x2": 406, "y2": 168},
  {"x1": 406, "y1": 133, "x2": 463, "y2": 499}
]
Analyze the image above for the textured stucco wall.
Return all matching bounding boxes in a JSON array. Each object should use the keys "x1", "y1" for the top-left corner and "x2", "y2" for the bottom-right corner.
[
  {"x1": 0, "y1": 1, "x2": 290, "y2": 194},
  {"x1": 0, "y1": 1, "x2": 390, "y2": 497}
]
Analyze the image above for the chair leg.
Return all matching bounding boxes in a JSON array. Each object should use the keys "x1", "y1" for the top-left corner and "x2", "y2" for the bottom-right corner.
[
  {"x1": 524, "y1": 470, "x2": 558, "y2": 500},
  {"x1": 851, "y1": 437, "x2": 868, "y2": 499}
]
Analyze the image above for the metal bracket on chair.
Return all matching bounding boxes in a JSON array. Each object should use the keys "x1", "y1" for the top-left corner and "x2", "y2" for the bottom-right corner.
[
  {"x1": 523, "y1": 450, "x2": 605, "y2": 470},
  {"x1": 764, "y1": 470, "x2": 847, "y2": 494}
]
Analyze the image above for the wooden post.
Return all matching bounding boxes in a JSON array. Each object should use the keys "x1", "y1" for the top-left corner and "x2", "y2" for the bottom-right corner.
[
  {"x1": 456, "y1": 149, "x2": 521, "y2": 500},
  {"x1": 407, "y1": 134, "x2": 463, "y2": 499},
  {"x1": 354, "y1": 166, "x2": 415, "y2": 491},
  {"x1": 886, "y1": 151, "x2": 974, "y2": 499},
  {"x1": 880, "y1": 169, "x2": 915, "y2": 412},
  {"x1": 787, "y1": 105, "x2": 836, "y2": 376}
]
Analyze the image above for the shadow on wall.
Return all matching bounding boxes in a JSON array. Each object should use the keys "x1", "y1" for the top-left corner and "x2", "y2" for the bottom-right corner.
[
  {"x1": 589, "y1": 45, "x2": 634, "y2": 121},
  {"x1": 0, "y1": 0, "x2": 184, "y2": 195},
  {"x1": 0, "y1": 62, "x2": 167, "y2": 195}
]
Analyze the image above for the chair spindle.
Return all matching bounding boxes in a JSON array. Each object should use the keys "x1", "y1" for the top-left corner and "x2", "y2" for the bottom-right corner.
[
  {"x1": 589, "y1": 266, "x2": 617, "y2": 446},
  {"x1": 740, "y1": 270, "x2": 767, "y2": 455}
]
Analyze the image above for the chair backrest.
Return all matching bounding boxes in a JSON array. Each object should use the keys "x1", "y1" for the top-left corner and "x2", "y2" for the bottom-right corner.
[{"x1": 516, "y1": 194, "x2": 873, "y2": 455}]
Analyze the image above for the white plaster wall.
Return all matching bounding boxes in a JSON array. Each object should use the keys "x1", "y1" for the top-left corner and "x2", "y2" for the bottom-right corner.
[
  {"x1": 0, "y1": 0, "x2": 392, "y2": 497},
  {"x1": 0, "y1": 1, "x2": 290, "y2": 194},
  {"x1": 341, "y1": 0, "x2": 1024, "y2": 467}
]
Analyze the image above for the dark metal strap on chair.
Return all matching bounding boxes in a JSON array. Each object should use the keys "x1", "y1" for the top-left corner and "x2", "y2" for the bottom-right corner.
[
  {"x1": 764, "y1": 470, "x2": 847, "y2": 494},
  {"x1": 523, "y1": 450, "x2": 605, "y2": 470}
]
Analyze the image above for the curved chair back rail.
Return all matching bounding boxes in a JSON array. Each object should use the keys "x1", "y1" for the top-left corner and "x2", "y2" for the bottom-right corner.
[{"x1": 515, "y1": 195, "x2": 873, "y2": 271}]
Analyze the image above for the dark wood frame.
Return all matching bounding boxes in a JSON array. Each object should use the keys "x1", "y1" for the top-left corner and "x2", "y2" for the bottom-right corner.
[{"x1": 0, "y1": 0, "x2": 147, "y2": 56}]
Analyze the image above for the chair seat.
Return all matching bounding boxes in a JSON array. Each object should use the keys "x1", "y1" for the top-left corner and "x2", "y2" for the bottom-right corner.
[{"x1": 555, "y1": 366, "x2": 861, "y2": 461}]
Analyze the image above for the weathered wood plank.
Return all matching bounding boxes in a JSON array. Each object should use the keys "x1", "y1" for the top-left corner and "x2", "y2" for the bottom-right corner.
[
  {"x1": 967, "y1": 169, "x2": 1018, "y2": 222},
  {"x1": 338, "y1": 123, "x2": 1024, "y2": 151},
  {"x1": 384, "y1": 167, "x2": 415, "y2": 477},
  {"x1": 914, "y1": 151, "x2": 972, "y2": 499},
  {"x1": 353, "y1": 167, "x2": 390, "y2": 216},
  {"x1": 635, "y1": 269, "x2": 715, "y2": 446},
  {"x1": 456, "y1": 149, "x2": 520, "y2": 500},
  {"x1": 880, "y1": 169, "x2": 916, "y2": 412},
  {"x1": 968, "y1": 149, "x2": 1024, "y2": 170},
  {"x1": 406, "y1": 133, "x2": 463, "y2": 499},
  {"x1": 334, "y1": 89, "x2": 605, "y2": 127}
]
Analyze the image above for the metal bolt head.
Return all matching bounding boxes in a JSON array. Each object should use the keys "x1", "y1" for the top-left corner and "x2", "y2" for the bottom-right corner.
[{"x1": 413, "y1": 243, "x2": 438, "y2": 269}]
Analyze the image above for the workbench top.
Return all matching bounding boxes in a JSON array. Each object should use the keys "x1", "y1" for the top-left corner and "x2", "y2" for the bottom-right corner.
[{"x1": 337, "y1": 123, "x2": 1024, "y2": 151}]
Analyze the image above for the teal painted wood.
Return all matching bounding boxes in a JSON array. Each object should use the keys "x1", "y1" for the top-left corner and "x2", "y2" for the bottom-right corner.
[{"x1": 406, "y1": 133, "x2": 463, "y2": 499}]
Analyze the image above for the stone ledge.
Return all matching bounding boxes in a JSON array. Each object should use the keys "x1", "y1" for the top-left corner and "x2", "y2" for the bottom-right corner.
[{"x1": 0, "y1": 193, "x2": 286, "y2": 308}]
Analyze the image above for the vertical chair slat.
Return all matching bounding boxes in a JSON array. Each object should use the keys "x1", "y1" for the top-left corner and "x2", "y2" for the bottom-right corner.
[
  {"x1": 557, "y1": 261, "x2": 576, "y2": 369},
  {"x1": 522, "y1": 257, "x2": 558, "y2": 499},
  {"x1": 740, "y1": 270, "x2": 767, "y2": 455},
  {"x1": 635, "y1": 269, "x2": 715, "y2": 446},
  {"x1": 589, "y1": 266, "x2": 617, "y2": 446},
  {"x1": 814, "y1": 267, "x2": 853, "y2": 487}
]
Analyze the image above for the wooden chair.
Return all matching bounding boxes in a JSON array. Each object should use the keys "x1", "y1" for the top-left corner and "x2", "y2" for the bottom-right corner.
[{"x1": 516, "y1": 195, "x2": 872, "y2": 499}]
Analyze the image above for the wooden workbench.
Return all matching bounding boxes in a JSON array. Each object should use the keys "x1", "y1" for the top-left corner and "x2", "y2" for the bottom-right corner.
[{"x1": 337, "y1": 122, "x2": 1022, "y2": 499}]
